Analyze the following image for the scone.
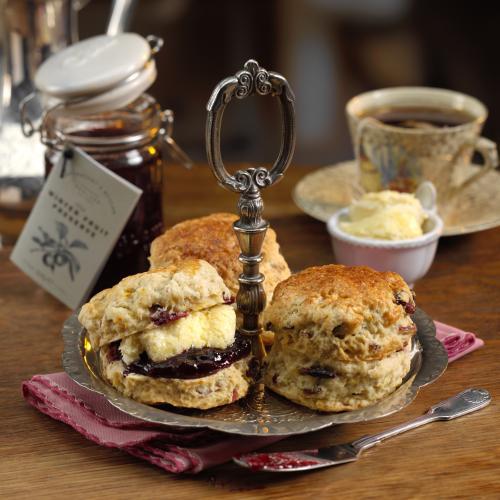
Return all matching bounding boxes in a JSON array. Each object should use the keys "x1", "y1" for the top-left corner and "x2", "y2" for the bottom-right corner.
[
  {"x1": 263, "y1": 265, "x2": 417, "y2": 412},
  {"x1": 78, "y1": 259, "x2": 252, "y2": 409},
  {"x1": 149, "y1": 212, "x2": 290, "y2": 303},
  {"x1": 149, "y1": 213, "x2": 291, "y2": 345}
]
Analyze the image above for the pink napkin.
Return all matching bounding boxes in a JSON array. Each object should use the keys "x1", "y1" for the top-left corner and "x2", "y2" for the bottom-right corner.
[
  {"x1": 435, "y1": 321, "x2": 484, "y2": 362},
  {"x1": 22, "y1": 321, "x2": 483, "y2": 473},
  {"x1": 22, "y1": 373, "x2": 281, "y2": 473}
]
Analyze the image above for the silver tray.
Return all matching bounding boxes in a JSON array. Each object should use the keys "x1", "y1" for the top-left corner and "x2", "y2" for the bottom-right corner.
[{"x1": 62, "y1": 308, "x2": 447, "y2": 436}]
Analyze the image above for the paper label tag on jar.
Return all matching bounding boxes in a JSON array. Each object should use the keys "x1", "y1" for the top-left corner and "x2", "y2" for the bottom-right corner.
[{"x1": 10, "y1": 147, "x2": 142, "y2": 310}]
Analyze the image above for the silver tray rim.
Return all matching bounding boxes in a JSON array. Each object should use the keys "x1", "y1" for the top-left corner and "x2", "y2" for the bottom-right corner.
[{"x1": 62, "y1": 308, "x2": 448, "y2": 436}]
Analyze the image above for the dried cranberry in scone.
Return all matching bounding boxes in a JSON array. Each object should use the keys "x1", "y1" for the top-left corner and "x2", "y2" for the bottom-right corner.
[
  {"x1": 394, "y1": 290, "x2": 416, "y2": 314},
  {"x1": 150, "y1": 305, "x2": 189, "y2": 326}
]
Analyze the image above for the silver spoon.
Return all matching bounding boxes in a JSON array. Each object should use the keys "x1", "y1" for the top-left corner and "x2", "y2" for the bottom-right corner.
[{"x1": 233, "y1": 388, "x2": 491, "y2": 472}]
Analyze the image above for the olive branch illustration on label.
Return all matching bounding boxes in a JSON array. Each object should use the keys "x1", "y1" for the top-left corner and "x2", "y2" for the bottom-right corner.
[{"x1": 31, "y1": 221, "x2": 88, "y2": 281}]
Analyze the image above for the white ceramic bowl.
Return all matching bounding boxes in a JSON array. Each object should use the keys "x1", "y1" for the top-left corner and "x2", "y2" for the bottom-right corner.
[{"x1": 326, "y1": 208, "x2": 443, "y2": 286}]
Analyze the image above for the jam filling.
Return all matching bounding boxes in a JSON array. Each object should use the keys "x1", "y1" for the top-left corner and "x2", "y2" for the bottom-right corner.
[
  {"x1": 123, "y1": 334, "x2": 251, "y2": 379},
  {"x1": 150, "y1": 305, "x2": 189, "y2": 326}
]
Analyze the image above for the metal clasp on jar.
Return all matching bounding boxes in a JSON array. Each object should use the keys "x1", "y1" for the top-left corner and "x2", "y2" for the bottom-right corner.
[{"x1": 159, "y1": 109, "x2": 193, "y2": 169}]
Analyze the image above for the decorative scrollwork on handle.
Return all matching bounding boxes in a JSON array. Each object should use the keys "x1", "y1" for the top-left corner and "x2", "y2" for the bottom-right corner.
[
  {"x1": 236, "y1": 70, "x2": 252, "y2": 98},
  {"x1": 206, "y1": 59, "x2": 296, "y2": 194},
  {"x1": 234, "y1": 60, "x2": 272, "y2": 98},
  {"x1": 234, "y1": 167, "x2": 272, "y2": 193},
  {"x1": 205, "y1": 60, "x2": 296, "y2": 362},
  {"x1": 255, "y1": 69, "x2": 272, "y2": 96}
]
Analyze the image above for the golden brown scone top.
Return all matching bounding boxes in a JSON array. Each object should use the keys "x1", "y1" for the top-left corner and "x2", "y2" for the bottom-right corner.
[
  {"x1": 272, "y1": 264, "x2": 412, "y2": 308},
  {"x1": 78, "y1": 259, "x2": 230, "y2": 348},
  {"x1": 264, "y1": 265, "x2": 415, "y2": 352},
  {"x1": 149, "y1": 213, "x2": 291, "y2": 299}
]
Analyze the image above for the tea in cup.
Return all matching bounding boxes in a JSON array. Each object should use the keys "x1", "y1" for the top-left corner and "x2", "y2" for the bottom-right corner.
[{"x1": 346, "y1": 87, "x2": 498, "y2": 198}]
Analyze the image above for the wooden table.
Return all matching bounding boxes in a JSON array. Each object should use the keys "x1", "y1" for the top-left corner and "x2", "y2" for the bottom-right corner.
[{"x1": 2, "y1": 164, "x2": 499, "y2": 499}]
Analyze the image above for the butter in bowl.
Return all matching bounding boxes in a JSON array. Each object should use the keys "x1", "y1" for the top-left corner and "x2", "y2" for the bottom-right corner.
[{"x1": 326, "y1": 182, "x2": 443, "y2": 286}]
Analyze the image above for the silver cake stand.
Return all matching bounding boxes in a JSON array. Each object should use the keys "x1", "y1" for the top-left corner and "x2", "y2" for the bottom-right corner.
[
  {"x1": 62, "y1": 308, "x2": 447, "y2": 436},
  {"x1": 62, "y1": 60, "x2": 448, "y2": 436}
]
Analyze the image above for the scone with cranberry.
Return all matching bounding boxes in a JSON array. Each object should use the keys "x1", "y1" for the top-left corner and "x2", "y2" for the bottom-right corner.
[
  {"x1": 79, "y1": 259, "x2": 252, "y2": 409},
  {"x1": 263, "y1": 265, "x2": 417, "y2": 412},
  {"x1": 149, "y1": 213, "x2": 290, "y2": 301},
  {"x1": 148, "y1": 213, "x2": 290, "y2": 345}
]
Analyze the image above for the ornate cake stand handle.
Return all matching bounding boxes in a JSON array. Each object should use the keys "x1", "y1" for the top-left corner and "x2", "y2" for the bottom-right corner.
[{"x1": 206, "y1": 59, "x2": 296, "y2": 361}]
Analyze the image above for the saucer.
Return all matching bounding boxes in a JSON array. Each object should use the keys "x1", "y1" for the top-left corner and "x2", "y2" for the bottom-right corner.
[{"x1": 293, "y1": 161, "x2": 500, "y2": 236}]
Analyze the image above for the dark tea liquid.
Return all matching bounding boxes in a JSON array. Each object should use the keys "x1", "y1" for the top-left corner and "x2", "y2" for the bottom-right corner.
[{"x1": 360, "y1": 107, "x2": 475, "y2": 129}]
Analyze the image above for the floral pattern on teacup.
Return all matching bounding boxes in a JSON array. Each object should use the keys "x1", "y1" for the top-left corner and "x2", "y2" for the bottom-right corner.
[
  {"x1": 360, "y1": 140, "x2": 422, "y2": 192},
  {"x1": 349, "y1": 112, "x2": 489, "y2": 197}
]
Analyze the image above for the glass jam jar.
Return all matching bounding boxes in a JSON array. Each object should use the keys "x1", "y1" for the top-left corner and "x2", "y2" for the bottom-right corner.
[
  {"x1": 21, "y1": 33, "x2": 191, "y2": 293},
  {"x1": 44, "y1": 94, "x2": 169, "y2": 292}
]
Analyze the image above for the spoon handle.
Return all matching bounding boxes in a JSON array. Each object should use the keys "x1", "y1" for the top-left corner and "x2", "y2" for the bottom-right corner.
[{"x1": 351, "y1": 388, "x2": 491, "y2": 451}]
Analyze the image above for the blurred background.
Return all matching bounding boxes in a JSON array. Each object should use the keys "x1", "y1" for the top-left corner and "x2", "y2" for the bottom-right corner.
[{"x1": 75, "y1": 0, "x2": 500, "y2": 165}]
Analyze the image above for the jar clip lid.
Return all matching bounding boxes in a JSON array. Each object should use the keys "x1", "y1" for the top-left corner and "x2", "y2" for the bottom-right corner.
[
  {"x1": 20, "y1": 33, "x2": 192, "y2": 169},
  {"x1": 33, "y1": 32, "x2": 162, "y2": 115}
]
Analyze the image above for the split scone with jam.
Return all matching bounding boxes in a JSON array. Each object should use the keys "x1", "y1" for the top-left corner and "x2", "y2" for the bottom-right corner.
[
  {"x1": 148, "y1": 213, "x2": 291, "y2": 345},
  {"x1": 78, "y1": 259, "x2": 252, "y2": 409},
  {"x1": 263, "y1": 265, "x2": 417, "y2": 412}
]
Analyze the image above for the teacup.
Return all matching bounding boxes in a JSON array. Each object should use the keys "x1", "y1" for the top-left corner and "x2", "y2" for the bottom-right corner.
[{"x1": 346, "y1": 87, "x2": 498, "y2": 199}]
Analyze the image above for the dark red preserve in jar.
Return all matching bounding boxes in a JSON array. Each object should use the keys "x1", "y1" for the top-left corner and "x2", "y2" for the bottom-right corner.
[{"x1": 44, "y1": 94, "x2": 167, "y2": 292}]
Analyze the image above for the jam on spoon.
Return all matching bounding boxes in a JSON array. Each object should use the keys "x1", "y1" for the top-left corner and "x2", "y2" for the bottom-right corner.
[{"x1": 236, "y1": 452, "x2": 323, "y2": 471}]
